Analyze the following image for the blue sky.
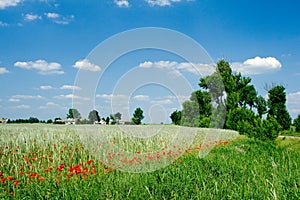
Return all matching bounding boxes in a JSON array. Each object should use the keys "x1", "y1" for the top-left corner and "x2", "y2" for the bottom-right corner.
[{"x1": 0, "y1": 0, "x2": 299, "y2": 123}]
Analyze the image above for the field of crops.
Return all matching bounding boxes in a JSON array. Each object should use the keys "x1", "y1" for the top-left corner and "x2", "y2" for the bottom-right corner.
[{"x1": 0, "y1": 124, "x2": 299, "y2": 199}]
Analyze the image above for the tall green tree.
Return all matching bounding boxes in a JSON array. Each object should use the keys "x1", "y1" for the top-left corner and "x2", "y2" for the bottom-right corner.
[
  {"x1": 88, "y1": 110, "x2": 100, "y2": 123},
  {"x1": 255, "y1": 95, "x2": 268, "y2": 118},
  {"x1": 267, "y1": 85, "x2": 292, "y2": 130},
  {"x1": 67, "y1": 108, "x2": 81, "y2": 119},
  {"x1": 170, "y1": 110, "x2": 181, "y2": 125},
  {"x1": 132, "y1": 107, "x2": 144, "y2": 125},
  {"x1": 115, "y1": 112, "x2": 122, "y2": 124},
  {"x1": 293, "y1": 114, "x2": 300, "y2": 132}
]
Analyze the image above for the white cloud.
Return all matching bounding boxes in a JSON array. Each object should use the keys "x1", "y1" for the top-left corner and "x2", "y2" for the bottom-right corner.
[
  {"x1": 10, "y1": 95, "x2": 44, "y2": 101},
  {"x1": 45, "y1": 12, "x2": 60, "y2": 19},
  {"x1": 150, "y1": 99, "x2": 173, "y2": 105},
  {"x1": 145, "y1": 0, "x2": 182, "y2": 6},
  {"x1": 231, "y1": 56, "x2": 282, "y2": 75},
  {"x1": 139, "y1": 60, "x2": 215, "y2": 76},
  {"x1": 0, "y1": 67, "x2": 9, "y2": 74},
  {"x1": 14, "y1": 60, "x2": 64, "y2": 75},
  {"x1": 39, "y1": 101, "x2": 65, "y2": 109},
  {"x1": 12, "y1": 104, "x2": 30, "y2": 109},
  {"x1": 73, "y1": 59, "x2": 101, "y2": 72},
  {"x1": 54, "y1": 94, "x2": 90, "y2": 101},
  {"x1": 60, "y1": 85, "x2": 81, "y2": 90},
  {"x1": 39, "y1": 85, "x2": 54, "y2": 90},
  {"x1": 24, "y1": 14, "x2": 42, "y2": 21},
  {"x1": 0, "y1": 21, "x2": 8, "y2": 26},
  {"x1": 114, "y1": 0, "x2": 129, "y2": 7},
  {"x1": 133, "y1": 95, "x2": 150, "y2": 101},
  {"x1": 0, "y1": 0, "x2": 22, "y2": 9},
  {"x1": 8, "y1": 98, "x2": 20, "y2": 102}
]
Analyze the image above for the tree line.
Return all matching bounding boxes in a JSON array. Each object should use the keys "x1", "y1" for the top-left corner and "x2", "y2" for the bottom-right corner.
[
  {"x1": 5, "y1": 107, "x2": 145, "y2": 125},
  {"x1": 170, "y1": 59, "x2": 300, "y2": 141}
]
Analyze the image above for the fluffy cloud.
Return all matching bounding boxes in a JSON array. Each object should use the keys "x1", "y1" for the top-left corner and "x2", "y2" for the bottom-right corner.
[
  {"x1": 73, "y1": 59, "x2": 101, "y2": 72},
  {"x1": 12, "y1": 104, "x2": 30, "y2": 109},
  {"x1": 231, "y1": 56, "x2": 282, "y2": 75},
  {"x1": 39, "y1": 85, "x2": 54, "y2": 90},
  {"x1": 145, "y1": 0, "x2": 182, "y2": 6},
  {"x1": 114, "y1": 0, "x2": 129, "y2": 7},
  {"x1": 133, "y1": 95, "x2": 150, "y2": 101},
  {"x1": 45, "y1": 12, "x2": 60, "y2": 19},
  {"x1": 39, "y1": 102, "x2": 65, "y2": 110},
  {"x1": 0, "y1": 0, "x2": 22, "y2": 9},
  {"x1": 11, "y1": 95, "x2": 44, "y2": 99},
  {"x1": 24, "y1": 14, "x2": 42, "y2": 21},
  {"x1": 60, "y1": 85, "x2": 81, "y2": 90},
  {"x1": 54, "y1": 94, "x2": 90, "y2": 101},
  {"x1": 0, "y1": 67, "x2": 9, "y2": 74},
  {"x1": 14, "y1": 60, "x2": 64, "y2": 75},
  {"x1": 139, "y1": 60, "x2": 215, "y2": 76}
]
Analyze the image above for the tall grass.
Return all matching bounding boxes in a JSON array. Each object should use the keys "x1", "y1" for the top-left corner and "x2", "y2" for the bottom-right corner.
[{"x1": 0, "y1": 124, "x2": 299, "y2": 199}]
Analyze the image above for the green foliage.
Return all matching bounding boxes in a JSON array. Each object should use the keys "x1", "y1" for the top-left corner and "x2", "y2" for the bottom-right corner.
[
  {"x1": 255, "y1": 95, "x2": 268, "y2": 118},
  {"x1": 105, "y1": 117, "x2": 110, "y2": 125},
  {"x1": 267, "y1": 85, "x2": 292, "y2": 130},
  {"x1": 294, "y1": 114, "x2": 300, "y2": 132},
  {"x1": 170, "y1": 110, "x2": 181, "y2": 125},
  {"x1": 46, "y1": 119, "x2": 53, "y2": 124},
  {"x1": 67, "y1": 108, "x2": 81, "y2": 119},
  {"x1": 88, "y1": 110, "x2": 100, "y2": 123},
  {"x1": 132, "y1": 107, "x2": 144, "y2": 125}
]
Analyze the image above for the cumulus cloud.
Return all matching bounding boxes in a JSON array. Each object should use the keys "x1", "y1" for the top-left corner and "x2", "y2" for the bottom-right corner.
[
  {"x1": 150, "y1": 99, "x2": 173, "y2": 105},
  {"x1": 73, "y1": 59, "x2": 101, "y2": 72},
  {"x1": 39, "y1": 102, "x2": 65, "y2": 110},
  {"x1": 39, "y1": 85, "x2": 54, "y2": 90},
  {"x1": 0, "y1": 67, "x2": 9, "y2": 74},
  {"x1": 11, "y1": 95, "x2": 44, "y2": 99},
  {"x1": 54, "y1": 94, "x2": 90, "y2": 101},
  {"x1": 0, "y1": 0, "x2": 22, "y2": 9},
  {"x1": 14, "y1": 60, "x2": 64, "y2": 75},
  {"x1": 133, "y1": 95, "x2": 150, "y2": 101},
  {"x1": 60, "y1": 85, "x2": 81, "y2": 90},
  {"x1": 12, "y1": 104, "x2": 30, "y2": 109},
  {"x1": 8, "y1": 98, "x2": 20, "y2": 102},
  {"x1": 114, "y1": 0, "x2": 129, "y2": 7},
  {"x1": 24, "y1": 14, "x2": 42, "y2": 21},
  {"x1": 231, "y1": 56, "x2": 282, "y2": 75},
  {"x1": 139, "y1": 60, "x2": 215, "y2": 76},
  {"x1": 45, "y1": 12, "x2": 60, "y2": 19},
  {"x1": 145, "y1": 0, "x2": 182, "y2": 6}
]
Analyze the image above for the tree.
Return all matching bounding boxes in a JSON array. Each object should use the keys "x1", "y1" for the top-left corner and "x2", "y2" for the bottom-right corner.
[
  {"x1": 170, "y1": 110, "x2": 181, "y2": 125},
  {"x1": 67, "y1": 108, "x2": 81, "y2": 119},
  {"x1": 115, "y1": 112, "x2": 122, "y2": 123},
  {"x1": 46, "y1": 119, "x2": 53, "y2": 124},
  {"x1": 267, "y1": 85, "x2": 292, "y2": 130},
  {"x1": 105, "y1": 117, "x2": 110, "y2": 125},
  {"x1": 132, "y1": 107, "x2": 144, "y2": 125},
  {"x1": 110, "y1": 114, "x2": 116, "y2": 125},
  {"x1": 294, "y1": 114, "x2": 300, "y2": 132},
  {"x1": 255, "y1": 95, "x2": 268, "y2": 118},
  {"x1": 88, "y1": 110, "x2": 100, "y2": 123},
  {"x1": 28, "y1": 117, "x2": 39, "y2": 123}
]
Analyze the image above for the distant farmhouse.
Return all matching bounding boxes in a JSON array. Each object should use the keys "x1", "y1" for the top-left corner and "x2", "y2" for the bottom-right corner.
[
  {"x1": 0, "y1": 118, "x2": 8, "y2": 124},
  {"x1": 93, "y1": 119, "x2": 107, "y2": 125},
  {"x1": 118, "y1": 119, "x2": 133, "y2": 125}
]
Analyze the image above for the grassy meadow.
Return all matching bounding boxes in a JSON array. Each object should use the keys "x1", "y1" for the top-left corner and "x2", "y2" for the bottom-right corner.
[{"x1": 0, "y1": 124, "x2": 299, "y2": 199}]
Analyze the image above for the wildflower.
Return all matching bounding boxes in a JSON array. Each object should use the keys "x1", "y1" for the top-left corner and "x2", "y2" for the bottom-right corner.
[
  {"x1": 87, "y1": 160, "x2": 94, "y2": 165},
  {"x1": 38, "y1": 177, "x2": 44, "y2": 181},
  {"x1": 19, "y1": 172, "x2": 24, "y2": 176},
  {"x1": 13, "y1": 180, "x2": 20, "y2": 186},
  {"x1": 177, "y1": 159, "x2": 182, "y2": 163},
  {"x1": 7, "y1": 176, "x2": 13, "y2": 181},
  {"x1": 31, "y1": 173, "x2": 37, "y2": 178},
  {"x1": 1, "y1": 177, "x2": 7, "y2": 183},
  {"x1": 0, "y1": 171, "x2": 2, "y2": 176}
]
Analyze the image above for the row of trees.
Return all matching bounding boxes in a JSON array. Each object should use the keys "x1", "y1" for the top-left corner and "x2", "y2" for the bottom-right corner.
[
  {"x1": 170, "y1": 59, "x2": 298, "y2": 141},
  {"x1": 5, "y1": 107, "x2": 145, "y2": 125},
  {"x1": 60, "y1": 107, "x2": 144, "y2": 125}
]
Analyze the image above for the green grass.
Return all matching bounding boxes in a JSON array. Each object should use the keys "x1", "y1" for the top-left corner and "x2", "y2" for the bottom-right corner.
[{"x1": 0, "y1": 124, "x2": 299, "y2": 199}]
